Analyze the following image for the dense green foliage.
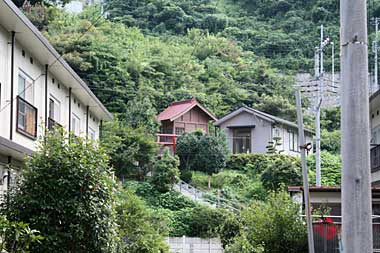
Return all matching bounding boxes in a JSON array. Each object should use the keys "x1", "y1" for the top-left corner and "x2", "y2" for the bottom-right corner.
[
  {"x1": 176, "y1": 131, "x2": 229, "y2": 175},
  {"x1": 151, "y1": 149, "x2": 180, "y2": 192},
  {"x1": 0, "y1": 215, "x2": 43, "y2": 253},
  {"x1": 124, "y1": 181, "x2": 233, "y2": 238},
  {"x1": 4, "y1": 130, "x2": 121, "y2": 252},
  {"x1": 226, "y1": 191, "x2": 307, "y2": 253},
  {"x1": 115, "y1": 189, "x2": 169, "y2": 253},
  {"x1": 308, "y1": 151, "x2": 341, "y2": 186},
  {"x1": 102, "y1": 119, "x2": 157, "y2": 180}
]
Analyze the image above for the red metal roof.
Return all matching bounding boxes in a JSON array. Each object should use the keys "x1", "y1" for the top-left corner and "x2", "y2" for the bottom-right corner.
[{"x1": 157, "y1": 98, "x2": 217, "y2": 121}]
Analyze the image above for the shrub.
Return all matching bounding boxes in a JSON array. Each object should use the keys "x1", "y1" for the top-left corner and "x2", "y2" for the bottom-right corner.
[
  {"x1": 226, "y1": 191, "x2": 307, "y2": 253},
  {"x1": 261, "y1": 157, "x2": 302, "y2": 190},
  {"x1": 151, "y1": 149, "x2": 180, "y2": 192},
  {"x1": 180, "y1": 169, "x2": 193, "y2": 183},
  {"x1": 176, "y1": 131, "x2": 229, "y2": 176},
  {"x1": 116, "y1": 189, "x2": 169, "y2": 253},
  {"x1": 0, "y1": 215, "x2": 44, "y2": 252},
  {"x1": 308, "y1": 151, "x2": 341, "y2": 186},
  {"x1": 4, "y1": 129, "x2": 121, "y2": 253}
]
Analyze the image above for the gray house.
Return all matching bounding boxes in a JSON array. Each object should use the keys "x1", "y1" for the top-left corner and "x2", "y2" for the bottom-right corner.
[{"x1": 214, "y1": 106, "x2": 314, "y2": 157}]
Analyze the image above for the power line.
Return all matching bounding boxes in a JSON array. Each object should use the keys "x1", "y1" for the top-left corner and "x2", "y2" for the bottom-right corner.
[{"x1": 0, "y1": 10, "x2": 106, "y2": 114}]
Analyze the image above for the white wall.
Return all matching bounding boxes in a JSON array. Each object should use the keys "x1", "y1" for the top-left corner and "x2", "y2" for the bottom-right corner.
[{"x1": 0, "y1": 26, "x2": 101, "y2": 152}]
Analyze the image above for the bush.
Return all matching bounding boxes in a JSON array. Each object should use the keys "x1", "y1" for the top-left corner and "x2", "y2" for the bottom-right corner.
[
  {"x1": 4, "y1": 129, "x2": 121, "y2": 253},
  {"x1": 261, "y1": 157, "x2": 302, "y2": 190},
  {"x1": 116, "y1": 189, "x2": 169, "y2": 253},
  {"x1": 180, "y1": 169, "x2": 193, "y2": 183},
  {"x1": 226, "y1": 154, "x2": 302, "y2": 190},
  {"x1": 176, "y1": 131, "x2": 229, "y2": 175},
  {"x1": 0, "y1": 215, "x2": 43, "y2": 252},
  {"x1": 308, "y1": 151, "x2": 341, "y2": 186},
  {"x1": 151, "y1": 149, "x2": 180, "y2": 192},
  {"x1": 226, "y1": 191, "x2": 307, "y2": 253}
]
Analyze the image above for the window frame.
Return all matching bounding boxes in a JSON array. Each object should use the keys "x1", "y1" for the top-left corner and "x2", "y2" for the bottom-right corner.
[
  {"x1": 71, "y1": 113, "x2": 81, "y2": 136},
  {"x1": 16, "y1": 95, "x2": 37, "y2": 139}
]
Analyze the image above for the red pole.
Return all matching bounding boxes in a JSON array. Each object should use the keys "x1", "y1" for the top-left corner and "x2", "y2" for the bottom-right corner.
[{"x1": 173, "y1": 135, "x2": 176, "y2": 153}]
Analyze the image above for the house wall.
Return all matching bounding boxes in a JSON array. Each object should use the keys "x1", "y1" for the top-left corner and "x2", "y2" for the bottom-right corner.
[
  {"x1": 218, "y1": 110, "x2": 313, "y2": 156},
  {"x1": 173, "y1": 106, "x2": 210, "y2": 133},
  {"x1": 218, "y1": 111, "x2": 272, "y2": 154},
  {"x1": 0, "y1": 23, "x2": 101, "y2": 152}
]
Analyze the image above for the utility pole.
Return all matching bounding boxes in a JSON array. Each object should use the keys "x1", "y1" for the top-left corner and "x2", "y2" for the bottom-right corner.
[
  {"x1": 341, "y1": 0, "x2": 373, "y2": 252},
  {"x1": 373, "y1": 17, "x2": 379, "y2": 93},
  {"x1": 295, "y1": 90, "x2": 315, "y2": 253}
]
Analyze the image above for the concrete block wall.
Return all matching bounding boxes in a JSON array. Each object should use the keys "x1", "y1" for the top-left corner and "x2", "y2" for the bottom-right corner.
[{"x1": 167, "y1": 237, "x2": 224, "y2": 253}]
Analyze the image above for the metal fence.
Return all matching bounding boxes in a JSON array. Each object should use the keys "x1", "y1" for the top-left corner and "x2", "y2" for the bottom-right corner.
[{"x1": 313, "y1": 222, "x2": 380, "y2": 252}]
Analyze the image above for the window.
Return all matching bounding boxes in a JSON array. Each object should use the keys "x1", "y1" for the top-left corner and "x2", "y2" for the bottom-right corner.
[
  {"x1": 175, "y1": 127, "x2": 185, "y2": 136},
  {"x1": 17, "y1": 96, "x2": 37, "y2": 138},
  {"x1": 18, "y1": 72, "x2": 33, "y2": 103},
  {"x1": 49, "y1": 96, "x2": 61, "y2": 122},
  {"x1": 233, "y1": 128, "x2": 251, "y2": 154},
  {"x1": 372, "y1": 125, "x2": 380, "y2": 144},
  {"x1": 71, "y1": 113, "x2": 80, "y2": 136},
  {"x1": 89, "y1": 127, "x2": 96, "y2": 140},
  {"x1": 289, "y1": 130, "x2": 299, "y2": 152}
]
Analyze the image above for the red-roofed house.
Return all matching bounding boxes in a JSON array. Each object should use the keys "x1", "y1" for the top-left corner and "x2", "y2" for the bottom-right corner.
[{"x1": 156, "y1": 98, "x2": 217, "y2": 151}]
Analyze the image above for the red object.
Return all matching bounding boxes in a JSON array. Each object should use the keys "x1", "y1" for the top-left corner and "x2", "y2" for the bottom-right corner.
[{"x1": 313, "y1": 217, "x2": 338, "y2": 240}]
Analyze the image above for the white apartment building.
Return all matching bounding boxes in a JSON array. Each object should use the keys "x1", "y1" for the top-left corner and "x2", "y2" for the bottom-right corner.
[{"x1": 0, "y1": 0, "x2": 112, "y2": 191}]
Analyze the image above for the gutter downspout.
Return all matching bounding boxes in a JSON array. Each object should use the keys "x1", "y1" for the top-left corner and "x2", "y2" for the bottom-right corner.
[
  {"x1": 10, "y1": 31, "x2": 15, "y2": 141},
  {"x1": 68, "y1": 88, "x2": 72, "y2": 133},
  {"x1": 44, "y1": 65, "x2": 48, "y2": 129},
  {"x1": 86, "y1": 105, "x2": 89, "y2": 140}
]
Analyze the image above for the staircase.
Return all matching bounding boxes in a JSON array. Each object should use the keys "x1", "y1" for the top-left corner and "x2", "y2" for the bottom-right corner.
[{"x1": 174, "y1": 180, "x2": 242, "y2": 212}]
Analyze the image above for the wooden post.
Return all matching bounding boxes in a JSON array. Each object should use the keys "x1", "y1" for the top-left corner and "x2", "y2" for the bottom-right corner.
[{"x1": 295, "y1": 90, "x2": 315, "y2": 253}]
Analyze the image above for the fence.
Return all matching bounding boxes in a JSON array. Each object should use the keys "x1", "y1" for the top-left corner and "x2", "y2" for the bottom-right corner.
[{"x1": 167, "y1": 237, "x2": 223, "y2": 253}]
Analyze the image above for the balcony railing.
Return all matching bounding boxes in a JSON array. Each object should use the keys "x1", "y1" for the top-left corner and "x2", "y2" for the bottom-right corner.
[
  {"x1": 16, "y1": 96, "x2": 37, "y2": 139},
  {"x1": 156, "y1": 133, "x2": 177, "y2": 152},
  {"x1": 48, "y1": 117, "x2": 62, "y2": 131},
  {"x1": 372, "y1": 144, "x2": 380, "y2": 172}
]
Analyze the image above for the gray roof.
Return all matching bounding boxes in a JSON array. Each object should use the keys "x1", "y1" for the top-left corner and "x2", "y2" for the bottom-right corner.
[{"x1": 214, "y1": 106, "x2": 314, "y2": 134}]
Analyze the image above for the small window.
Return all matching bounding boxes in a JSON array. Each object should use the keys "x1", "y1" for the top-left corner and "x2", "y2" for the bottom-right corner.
[
  {"x1": 30, "y1": 57, "x2": 33, "y2": 64},
  {"x1": 49, "y1": 96, "x2": 61, "y2": 123},
  {"x1": 89, "y1": 127, "x2": 96, "y2": 140},
  {"x1": 57, "y1": 83, "x2": 60, "y2": 89},
  {"x1": 175, "y1": 127, "x2": 185, "y2": 136},
  {"x1": 71, "y1": 113, "x2": 80, "y2": 136},
  {"x1": 52, "y1": 78, "x2": 55, "y2": 84},
  {"x1": 22, "y1": 50, "x2": 25, "y2": 57},
  {"x1": 18, "y1": 72, "x2": 34, "y2": 103},
  {"x1": 373, "y1": 114, "x2": 375, "y2": 119},
  {"x1": 289, "y1": 131, "x2": 299, "y2": 152}
]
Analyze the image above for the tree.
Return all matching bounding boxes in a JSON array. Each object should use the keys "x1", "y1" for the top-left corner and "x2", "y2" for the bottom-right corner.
[
  {"x1": 260, "y1": 155, "x2": 302, "y2": 190},
  {"x1": 176, "y1": 131, "x2": 229, "y2": 188},
  {"x1": 12, "y1": 0, "x2": 72, "y2": 8},
  {"x1": 266, "y1": 136, "x2": 283, "y2": 154},
  {"x1": 151, "y1": 149, "x2": 180, "y2": 192},
  {"x1": 123, "y1": 94, "x2": 160, "y2": 135},
  {"x1": 226, "y1": 191, "x2": 307, "y2": 253},
  {"x1": 115, "y1": 189, "x2": 169, "y2": 253},
  {"x1": 308, "y1": 151, "x2": 341, "y2": 186},
  {"x1": 4, "y1": 129, "x2": 121, "y2": 252},
  {"x1": 101, "y1": 119, "x2": 157, "y2": 180}
]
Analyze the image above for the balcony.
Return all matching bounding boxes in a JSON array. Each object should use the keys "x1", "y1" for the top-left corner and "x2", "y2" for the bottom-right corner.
[
  {"x1": 48, "y1": 117, "x2": 62, "y2": 131},
  {"x1": 16, "y1": 96, "x2": 37, "y2": 139},
  {"x1": 371, "y1": 144, "x2": 380, "y2": 172},
  {"x1": 156, "y1": 133, "x2": 177, "y2": 153}
]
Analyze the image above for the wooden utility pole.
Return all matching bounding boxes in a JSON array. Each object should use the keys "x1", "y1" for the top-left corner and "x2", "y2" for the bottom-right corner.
[
  {"x1": 341, "y1": 0, "x2": 373, "y2": 252},
  {"x1": 295, "y1": 90, "x2": 315, "y2": 253}
]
